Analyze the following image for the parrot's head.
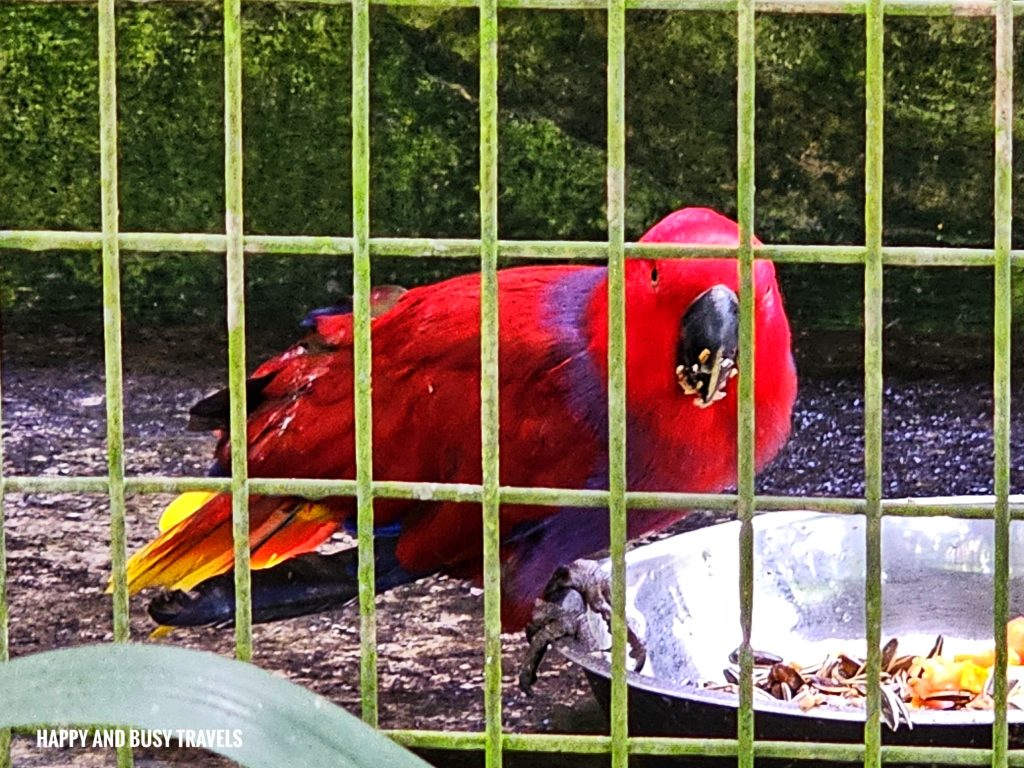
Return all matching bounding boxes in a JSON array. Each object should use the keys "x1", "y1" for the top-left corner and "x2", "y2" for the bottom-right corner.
[
  {"x1": 627, "y1": 207, "x2": 793, "y2": 415},
  {"x1": 617, "y1": 255, "x2": 785, "y2": 414},
  {"x1": 602, "y1": 206, "x2": 798, "y2": 487},
  {"x1": 674, "y1": 283, "x2": 739, "y2": 408}
]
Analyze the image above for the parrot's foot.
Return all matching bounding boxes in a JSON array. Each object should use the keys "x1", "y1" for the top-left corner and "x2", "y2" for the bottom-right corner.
[{"x1": 518, "y1": 559, "x2": 646, "y2": 693}]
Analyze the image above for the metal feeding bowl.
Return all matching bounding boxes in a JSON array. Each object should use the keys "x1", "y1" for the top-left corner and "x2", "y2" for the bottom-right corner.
[{"x1": 561, "y1": 511, "x2": 1024, "y2": 747}]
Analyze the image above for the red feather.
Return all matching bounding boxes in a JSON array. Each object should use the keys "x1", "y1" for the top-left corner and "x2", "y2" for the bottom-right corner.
[{"x1": 125, "y1": 207, "x2": 797, "y2": 631}]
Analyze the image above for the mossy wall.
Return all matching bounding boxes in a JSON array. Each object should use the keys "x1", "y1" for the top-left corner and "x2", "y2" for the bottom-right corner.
[{"x1": 2, "y1": 6, "x2": 1022, "y2": 339}]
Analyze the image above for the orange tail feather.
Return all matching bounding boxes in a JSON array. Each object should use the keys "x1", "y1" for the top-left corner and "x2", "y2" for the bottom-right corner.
[{"x1": 123, "y1": 494, "x2": 340, "y2": 594}]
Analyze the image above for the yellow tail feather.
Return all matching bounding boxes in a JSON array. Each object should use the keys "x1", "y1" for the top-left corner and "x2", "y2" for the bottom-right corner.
[
  {"x1": 159, "y1": 491, "x2": 218, "y2": 532},
  {"x1": 116, "y1": 494, "x2": 340, "y2": 597}
]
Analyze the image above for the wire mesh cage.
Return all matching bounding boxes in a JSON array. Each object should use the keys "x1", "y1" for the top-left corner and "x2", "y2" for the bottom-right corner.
[{"x1": 0, "y1": 0, "x2": 1018, "y2": 767}]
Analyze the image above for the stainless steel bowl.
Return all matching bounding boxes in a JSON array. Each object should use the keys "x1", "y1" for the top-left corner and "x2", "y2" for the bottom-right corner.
[{"x1": 561, "y1": 511, "x2": 1024, "y2": 745}]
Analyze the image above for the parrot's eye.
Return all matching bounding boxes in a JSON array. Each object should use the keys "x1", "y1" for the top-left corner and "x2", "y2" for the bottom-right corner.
[{"x1": 650, "y1": 266, "x2": 659, "y2": 285}]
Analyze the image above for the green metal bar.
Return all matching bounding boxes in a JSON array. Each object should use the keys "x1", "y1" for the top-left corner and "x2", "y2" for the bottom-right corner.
[
  {"x1": 246, "y1": 235, "x2": 353, "y2": 255},
  {"x1": 7, "y1": 0, "x2": 1024, "y2": 14},
  {"x1": 98, "y1": 0, "x2": 127, "y2": 651},
  {"x1": 370, "y1": 238, "x2": 481, "y2": 258},
  {"x1": 0, "y1": 231, "x2": 106, "y2": 250},
  {"x1": 478, "y1": 0, "x2": 502, "y2": 764},
  {"x1": 223, "y1": 0, "x2": 253, "y2": 662},
  {"x1": 861, "y1": 246, "x2": 997, "y2": 267},
  {"x1": 992, "y1": 0, "x2": 1013, "y2": 763},
  {"x1": 6, "y1": 230, "x2": 1024, "y2": 267},
  {"x1": 635, "y1": 741, "x2": 1020, "y2": 763},
  {"x1": 735, "y1": 0, "x2": 756, "y2": 761},
  {"x1": 97, "y1": 1, "x2": 132, "y2": 765},
  {"x1": 606, "y1": 0, "x2": 628, "y2": 762},
  {"x1": 388, "y1": 730, "x2": 1024, "y2": 764},
  {"x1": 0, "y1": 238, "x2": 8, "y2": 768},
  {"x1": 8, "y1": 470, "x2": 1024, "y2": 519},
  {"x1": 351, "y1": 0, "x2": 378, "y2": 727},
  {"x1": 119, "y1": 233, "x2": 228, "y2": 252},
  {"x1": 10, "y1": 470, "x2": 1024, "y2": 518},
  {"x1": 863, "y1": 0, "x2": 884, "y2": 763}
]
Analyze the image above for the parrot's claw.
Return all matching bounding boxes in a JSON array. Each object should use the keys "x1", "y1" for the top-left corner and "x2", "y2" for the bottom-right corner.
[{"x1": 518, "y1": 559, "x2": 646, "y2": 693}]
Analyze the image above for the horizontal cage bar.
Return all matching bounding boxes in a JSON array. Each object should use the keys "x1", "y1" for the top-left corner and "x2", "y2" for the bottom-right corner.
[
  {"x1": 3, "y1": 0, "x2": 1024, "y2": 13},
  {"x1": 4, "y1": 475, "x2": 1023, "y2": 518},
  {"x1": 386, "y1": 730, "x2": 1024, "y2": 764},
  {"x1": 0, "y1": 231, "x2": 1019, "y2": 266}
]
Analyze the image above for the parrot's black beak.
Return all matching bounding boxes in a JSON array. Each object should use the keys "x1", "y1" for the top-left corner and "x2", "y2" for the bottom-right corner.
[{"x1": 675, "y1": 285, "x2": 740, "y2": 407}]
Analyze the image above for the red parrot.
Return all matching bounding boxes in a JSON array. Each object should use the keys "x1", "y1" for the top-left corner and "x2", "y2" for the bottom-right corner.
[{"x1": 123, "y1": 207, "x2": 797, "y2": 636}]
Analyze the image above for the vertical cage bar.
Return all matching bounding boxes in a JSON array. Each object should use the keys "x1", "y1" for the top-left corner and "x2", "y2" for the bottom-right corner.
[
  {"x1": 606, "y1": 0, "x2": 628, "y2": 764},
  {"x1": 99, "y1": 0, "x2": 127, "y2": 652},
  {"x1": 224, "y1": 0, "x2": 252, "y2": 661},
  {"x1": 351, "y1": 0, "x2": 378, "y2": 727},
  {"x1": 863, "y1": 0, "x2": 884, "y2": 763},
  {"x1": 735, "y1": 0, "x2": 756, "y2": 765},
  {"x1": 992, "y1": 0, "x2": 1013, "y2": 763},
  {"x1": 98, "y1": 2, "x2": 132, "y2": 765},
  {"x1": 478, "y1": 0, "x2": 503, "y2": 764},
  {"x1": 0, "y1": 245, "x2": 8, "y2": 768}
]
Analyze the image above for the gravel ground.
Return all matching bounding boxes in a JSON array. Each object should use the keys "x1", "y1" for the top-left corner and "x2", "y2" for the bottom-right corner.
[{"x1": 2, "y1": 320, "x2": 1020, "y2": 767}]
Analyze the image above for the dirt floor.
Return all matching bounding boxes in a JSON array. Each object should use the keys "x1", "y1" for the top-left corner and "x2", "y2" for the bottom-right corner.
[{"x1": 2, "y1": 318, "x2": 1022, "y2": 767}]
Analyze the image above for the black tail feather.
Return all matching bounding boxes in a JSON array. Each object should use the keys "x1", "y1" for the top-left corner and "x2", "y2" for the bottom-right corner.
[
  {"x1": 148, "y1": 549, "x2": 361, "y2": 628},
  {"x1": 186, "y1": 373, "x2": 278, "y2": 432}
]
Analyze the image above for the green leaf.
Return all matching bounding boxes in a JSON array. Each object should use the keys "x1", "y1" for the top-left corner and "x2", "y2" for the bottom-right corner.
[{"x1": 0, "y1": 643, "x2": 431, "y2": 768}]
